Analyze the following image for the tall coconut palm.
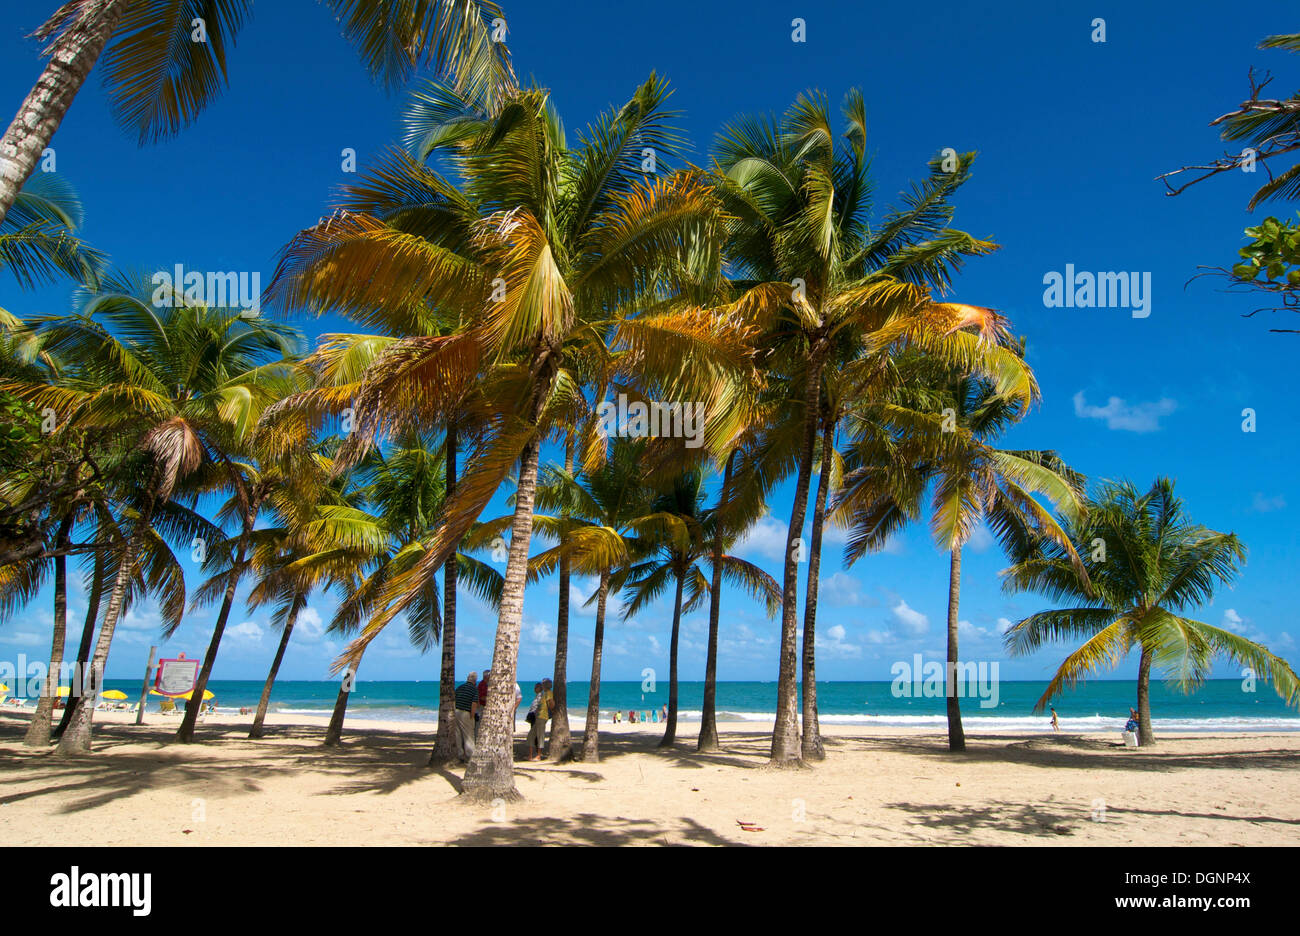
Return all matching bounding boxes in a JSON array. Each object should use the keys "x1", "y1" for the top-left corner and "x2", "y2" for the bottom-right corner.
[
  {"x1": 508, "y1": 438, "x2": 664, "y2": 762},
  {"x1": 0, "y1": 0, "x2": 517, "y2": 226},
  {"x1": 1, "y1": 271, "x2": 301, "y2": 753},
  {"x1": 1003, "y1": 477, "x2": 1300, "y2": 746},
  {"x1": 622, "y1": 467, "x2": 779, "y2": 748},
  {"x1": 714, "y1": 89, "x2": 1032, "y2": 764},
  {"x1": 242, "y1": 444, "x2": 350, "y2": 739},
  {"x1": 308, "y1": 434, "x2": 503, "y2": 746},
  {"x1": 267, "y1": 75, "x2": 747, "y2": 797},
  {"x1": 836, "y1": 364, "x2": 1087, "y2": 751}
]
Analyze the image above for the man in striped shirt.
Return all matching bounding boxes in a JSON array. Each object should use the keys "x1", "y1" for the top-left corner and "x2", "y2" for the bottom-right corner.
[{"x1": 453, "y1": 672, "x2": 478, "y2": 761}]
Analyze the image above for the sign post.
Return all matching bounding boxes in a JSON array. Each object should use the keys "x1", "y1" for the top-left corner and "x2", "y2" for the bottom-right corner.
[{"x1": 135, "y1": 645, "x2": 157, "y2": 726}]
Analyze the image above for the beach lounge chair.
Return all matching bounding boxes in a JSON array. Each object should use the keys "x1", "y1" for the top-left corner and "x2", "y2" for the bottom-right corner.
[{"x1": 159, "y1": 698, "x2": 178, "y2": 715}]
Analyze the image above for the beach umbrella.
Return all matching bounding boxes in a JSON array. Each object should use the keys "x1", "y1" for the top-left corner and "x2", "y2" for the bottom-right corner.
[
  {"x1": 176, "y1": 689, "x2": 215, "y2": 701},
  {"x1": 0, "y1": 683, "x2": 7, "y2": 692},
  {"x1": 56, "y1": 686, "x2": 70, "y2": 697},
  {"x1": 102, "y1": 690, "x2": 128, "y2": 700}
]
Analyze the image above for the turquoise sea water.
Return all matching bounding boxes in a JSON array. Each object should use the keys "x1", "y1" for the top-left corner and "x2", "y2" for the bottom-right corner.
[{"x1": 83, "y1": 677, "x2": 1300, "y2": 733}]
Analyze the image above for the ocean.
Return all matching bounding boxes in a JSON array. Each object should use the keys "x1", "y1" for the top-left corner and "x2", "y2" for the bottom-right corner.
[{"x1": 89, "y1": 677, "x2": 1300, "y2": 733}]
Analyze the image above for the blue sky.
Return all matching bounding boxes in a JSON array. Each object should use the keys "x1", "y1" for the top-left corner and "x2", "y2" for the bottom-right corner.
[{"x1": 1, "y1": 0, "x2": 1297, "y2": 686}]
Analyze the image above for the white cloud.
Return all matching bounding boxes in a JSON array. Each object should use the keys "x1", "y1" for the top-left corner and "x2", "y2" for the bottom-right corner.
[
  {"x1": 1250, "y1": 493, "x2": 1286, "y2": 513},
  {"x1": 1221, "y1": 608, "x2": 1245, "y2": 633},
  {"x1": 891, "y1": 600, "x2": 929, "y2": 637},
  {"x1": 736, "y1": 515, "x2": 789, "y2": 562},
  {"x1": 1073, "y1": 391, "x2": 1176, "y2": 433},
  {"x1": 296, "y1": 607, "x2": 325, "y2": 642},
  {"x1": 967, "y1": 524, "x2": 994, "y2": 554},
  {"x1": 815, "y1": 623, "x2": 860, "y2": 659},
  {"x1": 997, "y1": 617, "x2": 1015, "y2": 634},
  {"x1": 229, "y1": 621, "x2": 263, "y2": 642},
  {"x1": 821, "y1": 571, "x2": 872, "y2": 607}
]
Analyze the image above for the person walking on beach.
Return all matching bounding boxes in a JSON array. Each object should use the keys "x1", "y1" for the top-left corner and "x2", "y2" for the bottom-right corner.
[
  {"x1": 454, "y1": 672, "x2": 478, "y2": 761},
  {"x1": 527, "y1": 682, "x2": 545, "y2": 760},
  {"x1": 1050, "y1": 706, "x2": 1059, "y2": 732}
]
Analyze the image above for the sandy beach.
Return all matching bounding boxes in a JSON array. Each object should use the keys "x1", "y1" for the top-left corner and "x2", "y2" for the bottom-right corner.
[{"x1": 3, "y1": 709, "x2": 1297, "y2": 846}]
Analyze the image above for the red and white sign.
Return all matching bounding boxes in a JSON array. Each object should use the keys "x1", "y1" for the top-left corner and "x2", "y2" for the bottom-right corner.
[{"x1": 154, "y1": 657, "x2": 199, "y2": 697}]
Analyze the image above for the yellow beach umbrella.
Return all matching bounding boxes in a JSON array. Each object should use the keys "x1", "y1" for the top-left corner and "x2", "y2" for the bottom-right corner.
[
  {"x1": 102, "y1": 689, "x2": 128, "y2": 700},
  {"x1": 0, "y1": 683, "x2": 7, "y2": 692},
  {"x1": 56, "y1": 686, "x2": 70, "y2": 697},
  {"x1": 175, "y1": 689, "x2": 215, "y2": 701}
]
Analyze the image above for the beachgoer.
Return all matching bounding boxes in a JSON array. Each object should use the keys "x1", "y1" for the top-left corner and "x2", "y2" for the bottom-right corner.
[
  {"x1": 454, "y1": 672, "x2": 478, "y2": 761},
  {"x1": 527, "y1": 682, "x2": 544, "y2": 760},
  {"x1": 475, "y1": 669, "x2": 490, "y2": 738},
  {"x1": 661, "y1": 704, "x2": 667, "y2": 721},
  {"x1": 1050, "y1": 706, "x2": 1059, "y2": 732},
  {"x1": 530, "y1": 678, "x2": 554, "y2": 756},
  {"x1": 629, "y1": 710, "x2": 637, "y2": 724}
]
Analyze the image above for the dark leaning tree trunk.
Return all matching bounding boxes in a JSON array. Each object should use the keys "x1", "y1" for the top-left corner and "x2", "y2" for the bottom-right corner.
[
  {"x1": 698, "y1": 449, "x2": 735, "y2": 753},
  {"x1": 57, "y1": 495, "x2": 156, "y2": 755},
  {"x1": 1136, "y1": 646, "x2": 1155, "y2": 747},
  {"x1": 249, "y1": 604, "x2": 298, "y2": 739},
  {"x1": 772, "y1": 348, "x2": 826, "y2": 765},
  {"x1": 658, "y1": 568, "x2": 686, "y2": 748},
  {"x1": 462, "y1": 428, "x2": 543, "y2": 801},
  {"x1": 0, "y1": 0, "x2": 127, "y2": 226},
  {"x1": 580, "y1": 569, "x2": 610, "y2": 763},
  {"x1": 324, "y1": 649, "x2": 366, "y2": 746},
  {"x1": 177, "y1": 503, "x2": 256, "y2": 743},
  {"x1": 548, "y1": 438, "x2": 575, "y2": 762},
  {"x1": 430, "y1": 423, "x2": 460, "y2": 765},
  {"x1": 801, "y1": 419, "x2": 833, "y2": 762},
  {"x1": 55, "y1": 549, "x2": 104, "y2": 740},
  {"x1": 25, "y1": 510, "x2": 75, "y2": 747},
  {"x1": 945, "y1": 546, "x2": 966, "y2": 752}
]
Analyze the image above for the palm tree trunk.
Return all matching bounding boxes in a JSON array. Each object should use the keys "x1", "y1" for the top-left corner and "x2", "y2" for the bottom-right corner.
[
  {"x1": 946, "y1": 546, "x2": 966, "y2": 752},
  {"x1": 462, "y1": 428, "x2": 543, "y2": 800},
  {"x1": 1137, "y1": 646, "x2": 1155, "y2": 747},
  {"x1": 659, "y1": 568, "x2": 685, "y2": 748},
  {"x1": 324, "y1": 652, "x2": 364, "y2": 746},
  {"x1": 249, "y1": 604, "x2": 298, "y2": 739},
  {"x1": 0, "y1": 1, "x2": 127, "y2": 226},
  {"x1": 698, "y1": 449, "x2": 735, "y2": 753},
  {"x1": 801, "y1": 419, "x2": 833, "y2": 761},
  {"x1": 430, "y1": 422, "x2": 460, "y2": 765},
  {"x1": 580, "y1": 569, "x2": 610, "y2": 762},
  {"x1": 25, "y1": 509, "x2": 74, "y2": 747},
  {"x1": 176, "y1": 508, "x2": 254, "y2": 743},
  {"x1": 772, "y1": 349, "x2": 826, "y2": 765},
  {"x1": 56, "y1": 496, "x2": 154, "y2": 755},
  {"x1": 54, "y1": 548, "x2": 103, "y2": 740},
  {"x1": 548, "y1": 436, "x2": 575, "y2": 762}
]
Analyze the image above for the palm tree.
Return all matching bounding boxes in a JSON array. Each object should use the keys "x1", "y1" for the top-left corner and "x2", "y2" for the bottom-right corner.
[
  {"x1": 0, "y1": 174, "x2": 102, "y2": 293},
  {"x1": 714, "y1": 89, "x2": 1031, "y2": 764},
  {"x1": 2, "y1": 272, "x2": 301, "y2": 753},
  {"x1": 1003, "y1": 477, "x2": 1300, "y2": 746},
  {"x1": 836, "y1": 363, "x2": 1087, "y2": 751},
  {"x1": 174, "y1": 403, "x2": 317, "y2": 743},
  {"x1": 622, "y1": 467, "x2": 779, "y2": 747},
  {"x1": 515, "y1": 439, "x2": 664, "y2": 762},
  {"x1": 311, "y1": 435, "x2": 503, "y2": 746},
  {"x1": 0, "y1": 0, "x2": 517, "y2": 225},
  {"x1": 268, "y1": 75, "x2": 746, "y2": 797}
]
